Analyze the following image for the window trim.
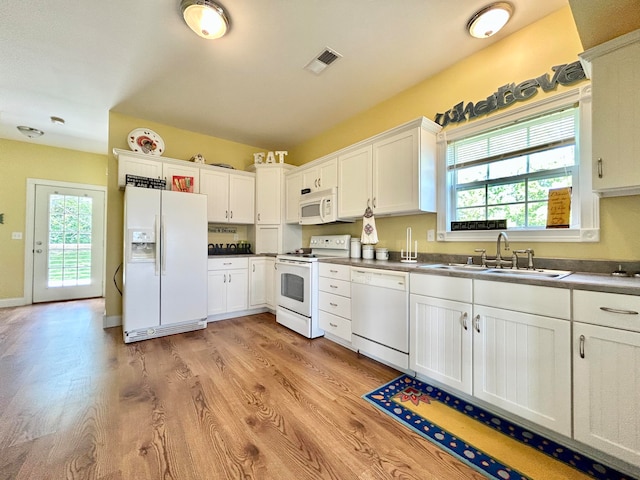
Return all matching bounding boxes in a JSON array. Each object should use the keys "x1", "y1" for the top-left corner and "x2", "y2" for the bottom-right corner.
[{"x1": 436, "y1": 85, "x2": 599, "y2": 243}]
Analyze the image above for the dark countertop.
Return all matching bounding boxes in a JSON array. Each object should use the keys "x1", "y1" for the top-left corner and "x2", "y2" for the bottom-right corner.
[
  {"x1": 207, "y1": 253, "x2": 277, "y2": 259},
  {"x1": 319, "y1": 258, "x2": 640, "y2": 296}
]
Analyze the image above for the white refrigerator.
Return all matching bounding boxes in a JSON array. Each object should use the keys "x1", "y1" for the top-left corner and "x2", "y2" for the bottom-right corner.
[{"x1": 123, "y1": 185, "x2": 208, "y2": 343}]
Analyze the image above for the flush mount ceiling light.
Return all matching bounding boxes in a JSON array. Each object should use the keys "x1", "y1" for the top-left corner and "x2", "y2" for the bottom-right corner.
[
  {"x1": 467, "y1": 2, "x2": 513, "y2": 38},
  {"x1": 17, "y1": 126, "x2": 44, "y2": 138},
  {"x1": 180, "y1": 0, "x2": 230, "y2": 39}
]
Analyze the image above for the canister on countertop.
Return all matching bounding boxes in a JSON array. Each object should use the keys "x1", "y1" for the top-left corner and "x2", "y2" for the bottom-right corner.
[
  {"x1": 350, "y1": 238, "x2": 362, "y2": 258},
  {"x1": 362, "y1": 244, "x2": 374, "y2": 259},
  {"x1": 375, "y1": 247, "x2": 389, "y2": 260}
]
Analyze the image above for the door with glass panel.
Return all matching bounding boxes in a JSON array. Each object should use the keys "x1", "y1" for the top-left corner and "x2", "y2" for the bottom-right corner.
[{"x1": 32, "y1": 185, "x2": 105, "y2": 303}]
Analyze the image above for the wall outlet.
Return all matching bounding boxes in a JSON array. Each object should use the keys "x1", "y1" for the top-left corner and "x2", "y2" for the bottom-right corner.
[
  {"x1": 12, "y1": 232, "x2": 23, "y2": 240},
  {"x1": 427, "y1": 229, "x2": 435, "y2": 242}
]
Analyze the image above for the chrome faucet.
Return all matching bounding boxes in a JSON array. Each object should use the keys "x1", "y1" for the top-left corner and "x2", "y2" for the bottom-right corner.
[{"x1": 495, "y1": 231, "x2": 510, "y2": 268}]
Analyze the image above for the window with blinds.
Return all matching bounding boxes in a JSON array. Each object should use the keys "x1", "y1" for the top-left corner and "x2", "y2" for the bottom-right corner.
[{"x1": 446, "y1": 106, "x2": 578, "y2": 229}]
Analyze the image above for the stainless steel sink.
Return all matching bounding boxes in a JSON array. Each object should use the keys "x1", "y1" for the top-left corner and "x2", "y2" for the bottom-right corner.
[
  {"x1": 485, "y1": 268, "x2": 572, "y2": 279},
  {"x1": 419, "y1": 263, "x2": 491, "y2": 272},
  {"x1": 418, "y1": 264, "x2": 572, "y2": 279}
]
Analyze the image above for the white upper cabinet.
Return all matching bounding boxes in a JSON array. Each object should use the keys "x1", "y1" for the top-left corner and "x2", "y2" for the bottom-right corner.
[
  {"x1": 302, "y1": 157, "x2": 338, "y2": 192},
  {"x1": 116, "y1": 153, "x2": 163, "y2": 186},
  {"x1": 255, "y1": 165, "x2": 283, "y2": 224},
  {"x1": 285, "y1": 171, "x2": 302, "y2": 224},
  {"x1": 372, "y1": 127, "x2": 421, "y2": 215},
  {"x1": 200, "y1": 169, "x2": 255, "y2": 224},
  {"x1": 338, "y1": 145, "x2": 373, "y2": 218},
  {"x1": 116, "y1": 150, "x2": 200, "y2": 192},
  {"x1": 162, "y1": 162, "x2": 200, "y2": 193},
  {"x1": 229, "y1": 174, "x2": 255, "y2": 224},
  {"x1": 338, "y1": 117, "x2": 440, "y2": 219},
  {"x1": 580, "y1": 29, "x2": 640, "y2": 196}
]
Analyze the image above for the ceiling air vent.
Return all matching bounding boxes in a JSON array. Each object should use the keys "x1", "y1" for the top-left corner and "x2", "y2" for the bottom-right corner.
[{"x1": 304, "y1": 47, "x2": 342, "y2": 75}]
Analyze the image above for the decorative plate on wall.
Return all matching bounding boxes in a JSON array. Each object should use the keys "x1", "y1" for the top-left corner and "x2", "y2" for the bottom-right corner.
[{"x1": 128, "y1": 128, "x2": 164, "y2": 156}]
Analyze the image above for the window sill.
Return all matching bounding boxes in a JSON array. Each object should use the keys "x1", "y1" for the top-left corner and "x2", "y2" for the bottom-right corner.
[{"x1": 437, "y1": 228, "x2": 599, "y2": 243}]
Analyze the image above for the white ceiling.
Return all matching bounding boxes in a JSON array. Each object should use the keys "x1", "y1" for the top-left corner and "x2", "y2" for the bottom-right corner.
[{"x1": 0, "y1": 0, "x2": 569, "y2": 155}]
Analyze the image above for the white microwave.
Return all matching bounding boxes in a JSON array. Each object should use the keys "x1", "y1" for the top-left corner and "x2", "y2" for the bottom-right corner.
[{"x1": 299, "y1": 187, "x2": 339, "y2": 225}]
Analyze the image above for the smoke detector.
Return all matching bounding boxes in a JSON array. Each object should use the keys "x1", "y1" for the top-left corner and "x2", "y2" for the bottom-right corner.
[{"x1": 304, "y1": 47, "x2": 342, "y2": 75}]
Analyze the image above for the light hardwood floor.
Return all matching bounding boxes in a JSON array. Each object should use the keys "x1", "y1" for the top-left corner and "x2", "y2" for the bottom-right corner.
[{"x1": 0, "y1": 299, "x2": 484, "y2": 480}]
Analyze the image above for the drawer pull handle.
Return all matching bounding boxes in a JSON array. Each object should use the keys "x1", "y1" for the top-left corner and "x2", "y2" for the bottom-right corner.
[
  {"x1": 224, "y1": 262, "x2": 232, "y2": 265},
  {"x1": 330, "y1": 302, "x2": 338, "y2": 307},
  {"x1": 579, "y1": 334, "x2": 585, "y2": 358},
  {"x1": 599, "y1": 306, "x2": 639, "y2": 315},
  {"x1": 329, "y1": 322, "x2": 338, "y2": 328},
  {"x1": 330, "y1": 269, "x2": 338, "y2": 273},
  {"x1": 462, "y1": 312, "x2": 468, "y2": 331},
  {"x1": 330, "y1": 285, "x2": 338, "y2": 289}
]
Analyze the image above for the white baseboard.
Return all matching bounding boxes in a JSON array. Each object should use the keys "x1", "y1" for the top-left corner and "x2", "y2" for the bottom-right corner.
[
  {"x1": 103, "y1": 315, "x2": 122, "y2": 329},
  {"x1": 0, "y1": 297, "x2": 28, "y2": 308}
]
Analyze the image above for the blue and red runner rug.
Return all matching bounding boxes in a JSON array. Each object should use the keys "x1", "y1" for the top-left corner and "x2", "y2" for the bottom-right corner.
[{"x1": 363, "y1": 375, "x2": 632, "y2": 480}]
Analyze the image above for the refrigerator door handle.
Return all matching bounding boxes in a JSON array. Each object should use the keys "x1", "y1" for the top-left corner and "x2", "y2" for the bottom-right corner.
[
  {"x1": 154, "y1": 214, "x2": 161, "y2": 276},
  {"x1": 161, "y1": 215, "x2": 167, "y2": 275}
]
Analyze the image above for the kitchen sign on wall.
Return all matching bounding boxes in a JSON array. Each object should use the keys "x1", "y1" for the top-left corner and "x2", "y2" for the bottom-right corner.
[{"x1": 434, "y1": 61, "x2": 587, "y2": 127}]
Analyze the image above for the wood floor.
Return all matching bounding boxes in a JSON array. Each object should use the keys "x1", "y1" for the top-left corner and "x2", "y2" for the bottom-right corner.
[{"x1": 0, "y1": 300, "x2": 485, "y2": 480}]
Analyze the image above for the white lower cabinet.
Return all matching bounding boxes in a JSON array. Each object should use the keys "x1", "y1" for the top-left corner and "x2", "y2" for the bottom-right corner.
[
  {"x1": 249, "y1": 257, "x2": 275, "y2": 309},
  {"x1": 410, "y1": 275, "x2": 571, "y2": 437},
  {"x1": 473, "y1": 280, "x2": 571, "y2": 437},
  {"x1": 207, "y1": 258, "x2": 248, "y2": 316},
  {"x1": 473, "y1": 304, "x2": 571, "y2": 436},
  {"x1": 318, "y1": 263, "x2": 352, "y2": 342},
  {"x1": 410, "y1": 275, "x2": 473, "y2": 394},
  {"x1": 573, "y1": 290, "x2": 640, "y2": 466}
]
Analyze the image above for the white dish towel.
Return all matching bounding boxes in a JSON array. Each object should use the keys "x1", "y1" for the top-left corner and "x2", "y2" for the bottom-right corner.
[{"x1": 361, "y1": 206, "x2": 379, "y2": 244}]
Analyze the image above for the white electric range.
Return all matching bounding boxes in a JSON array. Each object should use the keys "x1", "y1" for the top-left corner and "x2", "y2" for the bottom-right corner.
[{"x1": 275, "y1": 234, "x2": 351, "y2": 338}]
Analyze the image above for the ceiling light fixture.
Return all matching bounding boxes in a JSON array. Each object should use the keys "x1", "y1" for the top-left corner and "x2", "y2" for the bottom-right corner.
[
  {"x1": 467, "y1": 2, "x2": 513, "y2": 38},
  {"x1": 180, "y1": 0, "x2": 230, "y2": 40},
  {"x1": 17, "y1": 126, "x2": 44, "y2": 138}
]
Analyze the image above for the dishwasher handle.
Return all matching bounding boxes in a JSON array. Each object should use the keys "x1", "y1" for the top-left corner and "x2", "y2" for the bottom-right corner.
[{"x1": 351, "y1": 270, "x2": 408, "y2": 291}]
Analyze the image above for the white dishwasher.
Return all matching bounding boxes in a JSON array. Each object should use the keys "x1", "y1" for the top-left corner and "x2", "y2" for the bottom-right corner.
[{"x1": 351, "y1": 267, "x2": 409, "y2": 370}]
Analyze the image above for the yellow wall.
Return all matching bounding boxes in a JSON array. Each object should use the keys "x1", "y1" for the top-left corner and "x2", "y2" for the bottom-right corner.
[
  {"x1": 292, "y1": 7, "x2": 640, "y2": 262},
  {"x1": 104, "y1": 112, "x2": 267, "y2": 317},
  {"x1": 0, "y1": 139, "x2": 107, "y2": 300}
]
